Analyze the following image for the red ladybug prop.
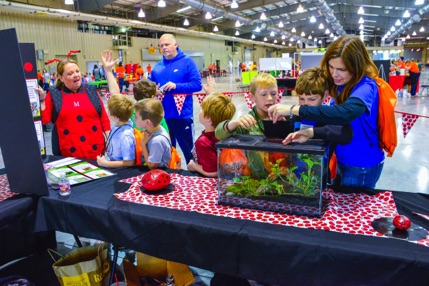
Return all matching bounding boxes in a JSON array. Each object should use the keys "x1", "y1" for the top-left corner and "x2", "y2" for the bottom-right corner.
[
  {"x1": 141, "y1": 169, "x2": 171, "y2": 191},
  {"x1": 393, "y1": 215, "x2": 411, "y2": 231}
]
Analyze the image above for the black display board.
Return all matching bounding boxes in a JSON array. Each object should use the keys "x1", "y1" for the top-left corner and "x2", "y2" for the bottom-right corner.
[{"x1": 0, "y1": 28, "x2": 48, "y2": 196}]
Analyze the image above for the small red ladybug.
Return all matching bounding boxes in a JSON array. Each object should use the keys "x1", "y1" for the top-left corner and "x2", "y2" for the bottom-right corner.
[
  {"x1": 141, "y1": 169, "x2": 171, "y2": 191},
  {"x1": 393, "y1": 215, "x2": 411, "y2": 231}
]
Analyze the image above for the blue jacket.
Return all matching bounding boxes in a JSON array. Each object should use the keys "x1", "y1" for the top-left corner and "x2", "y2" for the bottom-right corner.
[{"x1": 151, "y1": 48, "x2": 202, "y2": 119}]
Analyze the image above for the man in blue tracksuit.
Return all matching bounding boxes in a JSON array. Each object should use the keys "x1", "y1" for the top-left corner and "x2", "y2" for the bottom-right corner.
[{"x1": 151, "y1": 33, "x2": 202, "y2": 163}]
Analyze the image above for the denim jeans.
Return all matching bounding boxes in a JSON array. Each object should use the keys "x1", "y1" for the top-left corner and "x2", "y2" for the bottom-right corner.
[
  {"x1": 166, "y1": 118, "x2": 194, "y2": 164},
  {"x1": 338, "y1": 161, "x2": 384, "y2": 189}
]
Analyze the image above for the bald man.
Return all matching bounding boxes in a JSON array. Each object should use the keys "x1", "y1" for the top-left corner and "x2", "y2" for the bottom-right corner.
[{"x1": 151, "y1": 34, "x2": 202, "y2": 163}]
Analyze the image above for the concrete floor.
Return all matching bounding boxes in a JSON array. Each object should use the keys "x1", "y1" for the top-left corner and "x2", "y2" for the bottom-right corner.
[{"x1": 0, "y1": 74, "x2": 428, "y2": 194}]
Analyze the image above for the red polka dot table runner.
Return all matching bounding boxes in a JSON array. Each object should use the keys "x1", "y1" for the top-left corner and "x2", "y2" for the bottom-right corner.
[
  {"x1": 0, "y1": 174, "x2": 18, "y2": 202},
  {"x1": 116, "y1": 173, "x2": 429, "y2": 247}
]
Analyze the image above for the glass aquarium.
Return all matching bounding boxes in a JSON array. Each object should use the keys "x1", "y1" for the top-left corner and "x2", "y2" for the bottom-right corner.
[{"x1": 216, "y1": 135, "x2": 328, "y2": 217}]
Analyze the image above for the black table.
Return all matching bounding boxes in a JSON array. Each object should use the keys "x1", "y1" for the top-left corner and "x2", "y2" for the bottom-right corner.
[
  {"x1": 276, "y1": 78, "x2": 297, "y2": 96},
  {"x1": 34, "y1": 160, "x2": 429, "y2": 285},
  {"x1": 0, "y1": 171, "x2": 55, "y2": 265}
]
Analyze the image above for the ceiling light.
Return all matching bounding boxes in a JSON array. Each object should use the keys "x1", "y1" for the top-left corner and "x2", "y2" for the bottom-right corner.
[
  {"x1": 325, "y1": 28, "x2": 330, "y2": 34},
  {"x1": 183, "y1": 18, "x2": 189, "y2": 26},
  {"x1": 297, "y1": 40, "x2": 301, "y2": 43},
  {"x1": 231, "y1": 0, "x2": 238, "y2": 9},
  {"x1": 415, "y1": 0, "x2": 424, "y2": 5},
  {"x1": 290, "y1": 37, "x2": 295, "y2": 42},
  {"x1": 274, "y1": 39, "x2": 278, "y2": 43},
  {"x1": 395, "y1": 19, "x2": 401, "y2": 26},
  {"x1": 213, "y1": 25, "x2": 218, "y2": 32},
  {"x1": 358, "y1": 6, "x2": 364, "y2": 14},
  {"x1": 314, "y1": 37, "x2": 317, "y2": 41},
  {"x1": 406, "y1": 34, "x2": 410, "y2": 39},
  {"x1": 403, "y1": 10, "x2": 410, "y2": 18},
  {"x1": 301, "y1": 31, "x2": 305, "y2": 36},
  {"x1": 310, "y1": 16, "x2": 316, "y2": 23},
  {"x1": 358, "y1": 17, "x2": 364, "y2": 24},
  {"x1": 281, "y1": 35, "x2": 285, "y2": 39},
  {"x1": 138, "y1": 8, "x2": 145, "y2": 18},
  {"x1": 308, "y1": 35, "x2": 312, "y2": 39},
  {"x1": 251, "y1": 34, "x2": 255, "y2": 39},
  {"x1": 270, "y1": 31, "x2": 275, "y2": 36},
  {"x1": 282, "y1": 41, "x2": 285, "y2": 45},
  {"x1": 176, "y1": 6, "x2": 192, "y2": 13},
  {"x1": 291, "y1": 27, "x2": 296, "y2": 33},
  {"x1": 318, "y1": 39, "x2": 322, "y2": 43},
  {"x1": 263, "y1": 37, "x2": 267, "y2": 41},
  {"x1": 289, "y1": 43, "x2": 292, "y2": 46},
  {"x1": 330, "y1": 33, "x2": 334, "y2": 38},
  {"x1": 319, "y1": 23, "x2": 324, "y2": 29},
  {"x1": 390, "y1": 26, "x2": 395, "y2": 32},
  {"x1": 212, "y1": 16, "x2": 223, "y2": 21},
  {"x1": 420, "y1": 26, "x2": 425, "y2": 32},
  {"x1": 235, "y1": 30, "x2": 240, "y2": 36},
  {"x1": 278, "y1": 21, "x2": 284, "y2": 28},
  {"x1": 205, "y1": 12, "x2": 212, "y2": 19},
  {"x1": 359, "y1": 24, "x2": 364, "y2": 30},
  {"x1": 158, "y1": 0, "x2": 166, "y2": 8},
  {"x1": 255, "y1": 26, "x2": 261, "y2": 32},
  {"x1": 297, "y1": 5, "x2": 304, "y2": 13},
  {"x1": 235, "y1": 20, "x2": 241, "y2": 27},
  {"x1": 360, "y1": 30, "x2": 364, "y2": 35},
  {"x1": 260, "y1": 12, "x2": 267, "y2": 20},
  {"x1": 65, "y1": 0, "x2": 73, "y2": 4},
  {"x1": 387, "y1": 31, "x2": 391, "y2": 35},
  {"x1": 412, "y1": 31, "x2": 417, "y2": 36},
  {"x1": 334, "y1": 36, "x2": 338, "y2": 40}
]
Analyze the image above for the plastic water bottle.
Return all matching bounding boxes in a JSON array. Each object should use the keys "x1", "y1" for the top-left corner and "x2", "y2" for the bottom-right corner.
[{"x1": 58, "y1": 174, "x2": 71, "y2": 196}]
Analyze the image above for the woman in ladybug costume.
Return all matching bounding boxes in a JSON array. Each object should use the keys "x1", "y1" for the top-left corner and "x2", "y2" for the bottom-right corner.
[{"x1": 38, "y1": 59, "x2": 111, "y2": 160}]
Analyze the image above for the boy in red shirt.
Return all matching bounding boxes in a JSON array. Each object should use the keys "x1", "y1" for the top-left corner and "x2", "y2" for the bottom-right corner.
[{"x1": 187, "y1": 93, "x2": 235, "y2": 177}]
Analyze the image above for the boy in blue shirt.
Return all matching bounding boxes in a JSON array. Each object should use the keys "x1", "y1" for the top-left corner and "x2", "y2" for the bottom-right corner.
[
  {"x1": 97, "y1": 94, "x2": 136, "y2": 168},
  {"x1": 134, "y1": 98, "x2": 171, "y2": 169}
]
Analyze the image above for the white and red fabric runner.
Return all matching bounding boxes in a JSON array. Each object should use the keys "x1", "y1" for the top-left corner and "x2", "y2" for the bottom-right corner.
[
  {"x1": 115, "y1": 173, "x2": 429, "y2": 247},
  {"x1": 0, "y1": 174, "x2": 18, "y2": 202}
]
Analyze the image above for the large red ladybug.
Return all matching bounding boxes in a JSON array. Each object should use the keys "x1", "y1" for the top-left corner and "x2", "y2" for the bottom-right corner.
[
  {"x1": 141, "y1": 169, "x2": 171, "y2": 191},
  {"x1": 393, "y1": 215, "x2": 411, "y2": 231}
]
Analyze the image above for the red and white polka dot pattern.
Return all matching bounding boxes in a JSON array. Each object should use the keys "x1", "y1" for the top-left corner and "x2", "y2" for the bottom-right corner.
[
  {"x1": 402, "y1": 113, "x2": 419, "y2": 138},
  {"x1": 244, "y1": 91, "x2": 254, "y2": 110},
  {"x1": 116, "y1": 174, "x2": 429, "y2": 247},
  {"x1": 0, "y1": 174, "x2": 18, "y2": 202},
  {"x1": 195, "y1": 93, "x2": 207, "y2": 106},
  {"x1": 173, "y1": 94, "x2": 187, "y2": 115}
]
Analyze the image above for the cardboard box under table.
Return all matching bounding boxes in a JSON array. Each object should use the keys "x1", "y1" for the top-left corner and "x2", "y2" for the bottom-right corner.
[{"x1": 216, "y1": 135, "x2": 328, "y2": 217}]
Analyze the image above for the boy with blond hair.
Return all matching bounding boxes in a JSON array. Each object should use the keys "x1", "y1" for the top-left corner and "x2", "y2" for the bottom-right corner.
[
  {"x1": 215, "y1": 72, "x2": 278, "y2": 178},
  {"x1": 187, "y1": 93, "x2": 236, "y2": 177},
  {"x1": 97, "y1": 94, "x2": 136, "y2": 168},
  {"x1": 134, "y1": 98, "x2": 171, "y2": 169}
]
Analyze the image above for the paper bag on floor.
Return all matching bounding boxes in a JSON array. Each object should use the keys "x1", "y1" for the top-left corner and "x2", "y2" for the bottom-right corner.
[
  {"x1": 136, "y1": 252, "x2": 194, "y2": 285},
  {"x1": 49, "y1": 243, "x2": 110, "y2": 286}
]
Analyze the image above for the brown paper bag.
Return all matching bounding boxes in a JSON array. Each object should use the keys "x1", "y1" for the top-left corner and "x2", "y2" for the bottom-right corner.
[
  {"x1": 49, "y1": 243, "x2": 111, "y2": 286},
  {"x1": 136, "y1": 252, "x2": 194, "y2": 285}
]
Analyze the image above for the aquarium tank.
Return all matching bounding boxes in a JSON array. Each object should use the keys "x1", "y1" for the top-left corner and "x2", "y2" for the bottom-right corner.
[{"x1": 216, "y1": 135, "x2": 328, "y2": 217}]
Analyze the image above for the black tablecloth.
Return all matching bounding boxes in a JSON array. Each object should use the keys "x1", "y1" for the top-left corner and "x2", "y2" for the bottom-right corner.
[
  {"x1": 0, "y1": 171, "x2": 56, "y2": 265},
  {"x1": 34, "y1": 158, "x2": 429, "y2": 285}
]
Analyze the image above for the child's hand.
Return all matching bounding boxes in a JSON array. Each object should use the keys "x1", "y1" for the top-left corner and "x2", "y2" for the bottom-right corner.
[
  {"x1": 187, "y1": 160, "x2": 196, "y2": 171},
  {"x1": 202, "y1": 75, "x2": 216, "y2": 94},
  {"x1": 141, "y1": 131, "x2": 154, "y2": 145},
  {"x1": 283, "y1": 129, "x2": 314, "y2": 145},
  {"x1": 97, "y1": 155, "x2": 108, "y2": 167},
  {"x1": 230, "y1": 114, "x2": 257, "y2": 130},
  {"x1": 101, "y1": 50, "x2": 118, "y2": 71}
]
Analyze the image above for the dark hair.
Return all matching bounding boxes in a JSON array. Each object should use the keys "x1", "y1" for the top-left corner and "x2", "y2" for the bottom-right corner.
[
  {"x1": 320, "y1": 36, "x2": 378, "y2": 104},
  {"x1": 133, "y1": 79, "x2": 157, "y2": 100}
]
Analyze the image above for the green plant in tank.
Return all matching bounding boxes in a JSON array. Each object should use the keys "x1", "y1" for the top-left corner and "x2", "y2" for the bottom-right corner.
[{"x1": 225, "y1": 155, "x2": 321, "y2": 197}]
